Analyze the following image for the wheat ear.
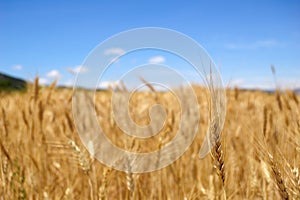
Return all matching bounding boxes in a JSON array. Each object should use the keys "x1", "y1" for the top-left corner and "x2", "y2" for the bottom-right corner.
[
  {"x1": 212, "y1": 140, "x2": 225, "y2": 184},
  {"x1": 98, "y1": 167, "x2": 112, "y2": 200},
  {"x1": 268, "y1": 154, "x2": 289, "y2": 200},
  {"x1": 68, "y1": 140, "x2": 94, "y2": 200},
  {"x1": 254, "y1": 137, "x2": 289, "y2": 200}
]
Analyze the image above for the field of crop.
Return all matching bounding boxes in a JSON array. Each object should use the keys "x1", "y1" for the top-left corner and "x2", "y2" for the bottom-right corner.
[{"x1": 0, "y1": 79, "x2": 299, "y2": 200}]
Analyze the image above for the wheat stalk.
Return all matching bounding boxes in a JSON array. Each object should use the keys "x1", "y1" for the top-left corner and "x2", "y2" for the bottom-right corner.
[
  {"x1": 33, "y1": 77, "x2": 39, "y2": 103},
  {"x1": 1, "y1": 107, "x2": 8, "y2": 137}
]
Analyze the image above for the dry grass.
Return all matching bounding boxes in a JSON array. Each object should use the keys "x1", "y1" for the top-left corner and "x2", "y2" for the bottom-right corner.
[{"x1": 0, "y1": 80, "x2": 299, "y2": 199}]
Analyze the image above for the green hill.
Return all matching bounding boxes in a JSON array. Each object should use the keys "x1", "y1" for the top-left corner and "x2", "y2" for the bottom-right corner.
[{"x1": 0, "y1": 72, "x2": 27, "y2": 91}]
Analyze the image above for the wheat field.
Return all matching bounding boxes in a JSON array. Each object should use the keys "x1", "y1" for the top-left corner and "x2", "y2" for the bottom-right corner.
[{"x1": 0, "y1": 79, "x2": 299, "y2": 200}]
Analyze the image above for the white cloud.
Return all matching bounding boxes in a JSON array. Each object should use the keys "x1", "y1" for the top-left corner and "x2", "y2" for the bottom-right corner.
[
  {"x1": 255, "y1": 40, "x2": 279, "y2": 47},
  {"x1": 98, "y1": 81, "x2": 120, "y2": 89},
  {"x1": 104, "y1": 48, "x2": 125, "y2": 56},
  {"x1": 227, "y1": 79, "x2": 245, "y2": 88},
  {"x1": 277, "y1": 78, "x2": 300, "y2": 90},
  {"x1": 39, "y1": 78, "x2": 48, "y2": 85},
  {"x1": 12, "y1": 64, "x2": 23, "y2": 70},
  {"x1": 64, "y1": 79, "x2": 74, "y2": 87},
  {"x1": 46, "y1": 70, "x2": 62, "y2": 80},
  {"x1": 225, "y1": 39, "x2": 280, "y2": 50},
  {"x1": 67, "y1": 66, "x2": 88, "y2": 74},
  {"x1": 227, "y1": 77, "x2": 300, "y2": 90},
  {"x1": 148, "y1": 56, "x2": 166, "y2": 64}
]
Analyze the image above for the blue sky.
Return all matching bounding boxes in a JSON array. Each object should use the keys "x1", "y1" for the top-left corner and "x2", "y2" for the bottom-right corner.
[{"x1": 1, "y1": 0, "x2": 300, "y2": 89}]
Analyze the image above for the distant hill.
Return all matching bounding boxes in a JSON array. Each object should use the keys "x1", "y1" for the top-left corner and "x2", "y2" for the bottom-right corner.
[
  {"x1": 0, "y1": 72, "x2": 27, "y2": 91},
  {"x1": 0, "y1": 71, "x2": 300, "y2": 94},
  {"x1": 294, "y1": 88, "x2": 300, "y2": 95}
]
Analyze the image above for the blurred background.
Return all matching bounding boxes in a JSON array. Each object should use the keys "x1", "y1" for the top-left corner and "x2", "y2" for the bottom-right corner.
[{"x1": 0, "y1": 0, "x2": 299, "y2": 90}]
